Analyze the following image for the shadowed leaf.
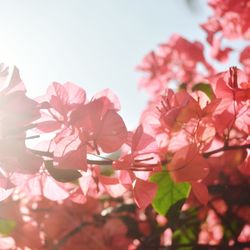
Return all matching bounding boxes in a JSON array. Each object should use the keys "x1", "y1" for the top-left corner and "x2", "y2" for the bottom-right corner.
[
  {"x1": 150, "y1": 172, "x2": 191, "y2": 215},
  {"x1": 45, "y1": 161, "x2": 82, "y2": 183}
]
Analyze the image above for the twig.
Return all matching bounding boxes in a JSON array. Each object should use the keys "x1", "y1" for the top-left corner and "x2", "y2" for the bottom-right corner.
[
  {"x1": 202, "y1": 143, "x2": 250, "y2": 158},
  {"x1": 29, "y1": 143, "x2": 250, "y2": 167},
  {"x1": 159, "y1": 242, "x2": 250, "y2": 250},
  {"x1": 52, "y1": 221, "x2": 93, "y2": 250}
]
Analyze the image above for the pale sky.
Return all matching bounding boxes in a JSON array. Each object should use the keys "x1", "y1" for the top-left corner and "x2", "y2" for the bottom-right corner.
[{"x1": 0, "y1": 0, "x2": 209, "y2": 129}]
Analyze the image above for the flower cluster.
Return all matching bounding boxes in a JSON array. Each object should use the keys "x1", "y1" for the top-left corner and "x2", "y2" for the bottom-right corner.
[{"x1": 0, "y1": 0, "x2": 250, "y2": 249}]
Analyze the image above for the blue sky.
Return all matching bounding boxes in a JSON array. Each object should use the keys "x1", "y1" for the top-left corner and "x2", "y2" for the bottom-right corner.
[{"x1": 0, "y1": 0, "x2": 209, "y2": 129}]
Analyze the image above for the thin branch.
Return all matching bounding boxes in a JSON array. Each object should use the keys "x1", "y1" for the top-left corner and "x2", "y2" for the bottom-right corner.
[
  {"x1": 202, "y1": 143, "x2": 250, "y2": 158},
  {"x1": 29, "y1": 149, "x2": 53, "y2": 158},
  {"x1": 52, "y1": 221, "x2": 93, "y2": 250},
  {"x1": 29, "y1": 143, "x2": 250, "y2": 168},
  {"x1": 159, "y1": 242, "x2": 250, "y2": 250},
  {"x1": 86, "y1": 159, "x2": 113, "y2": 165},
  {"x1": 25, "y1": 135, "x2": 40, "y2": 140}
]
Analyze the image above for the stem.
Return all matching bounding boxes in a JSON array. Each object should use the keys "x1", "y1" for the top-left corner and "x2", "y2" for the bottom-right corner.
[
  {"x1": 29, "y1": 149, "x2": 53, "y2": 158},
  {"x1": 160, "y1": 242, "x2": 250, "y2": 250},
  {"x1": 202, "y1": 143, "x2": 250, "y2": 158},
  {"x1": 85, "y1": 144, "x2": 250, "y2": 166},
  {"x1": 52, "y1": 222, "x2": 93, "y2": 250},
  {"x1": 86, "y1": 159, "x2": 113, "y2": 165},
  {"x1": 25, "y1": 135, "x2": 40, "y2": 140},
  {"x1": 29, "y1": 143, "x2": 250, "y2": 167}
]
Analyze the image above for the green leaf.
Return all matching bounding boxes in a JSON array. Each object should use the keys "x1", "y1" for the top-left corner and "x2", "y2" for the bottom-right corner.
[
  {"x1": 172, "y1": 208, "x2": 201, "y2": 249},
  {"x1": 192, "y1": 83, "x2": 214, "y2": 99},
  {"x1": 45, "y1": 161, "x2": 82, "y2": 183},
  {"x1": 0, "y1": 218, "x2": 16, "y2": 236},
  {"x1": 173, "y1": 229, "x2": 193, "y2": 250},
  {"x1": 150, "y1": 172, "x2": 191, "y2": 215}
]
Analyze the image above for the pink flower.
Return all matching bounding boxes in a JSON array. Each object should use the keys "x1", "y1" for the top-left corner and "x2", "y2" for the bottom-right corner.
[
  {"x1": 137, "y1": 35, "x2": 214, "y2": 97},
  {"x1": 0, "y1": 65, "x2": 41, "y2": 174},
  {"x1": 201, "y1": 0, "x2": 250, "y2": 62}
]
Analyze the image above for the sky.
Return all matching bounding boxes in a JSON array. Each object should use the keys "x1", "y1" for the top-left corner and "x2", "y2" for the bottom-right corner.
[{"x1": 0, "y1": 0, "x2": 210, "y2": 129}]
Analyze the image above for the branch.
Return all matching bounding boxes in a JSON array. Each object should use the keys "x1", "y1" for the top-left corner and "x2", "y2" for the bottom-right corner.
[
  {"x1": 29, "y1": 143, "x2": 250, "y2": 168},
  {"x1": 86, "y1": 159, "x2": 113, "y2": 165},
  {"x1": 85, "y1": 144, "x2": 250, "y2": 166},
  {"x1": 159, "y1": 242, "x2": 250, "y2": 250},
  {"x1": 29, "y1": 149, "x2": 53, "y2": 158},
  {"x1": 52, "y1": 221, "x2": 93, "y2": 250},
  {"x1": 202, "y1": 143, "x2": 250, "y2": 158}
]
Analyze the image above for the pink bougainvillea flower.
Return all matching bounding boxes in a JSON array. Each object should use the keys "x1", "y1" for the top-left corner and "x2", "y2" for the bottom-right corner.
[
  {"x1": 212, "y1": 67, "x2": 250, "y2": 101},
  {"x1": 201, "y1": 0, "x2": 250, "y2": 62},
  {"x1": 191, "y1": 181, "x2": 209, "y2": 205},
  {"x1": 168, "y1": 144, "x2": 209, "y2": 183},
  {"x1": 240, "y1": 45, "x2": 250, "y2": 78},
  {"x1": 113, "y1": 125, "x2": 160, "y2": 208},
  {"x1": 113, "y1": 124, "x2": 160, "y2": 171},
  {"x1": 70, "y1": 96, "x2": 127, "y2": 154},
  {"x1": 75, "y1": 165, "x2": 127, "y2": 199},
  {"x1": 0, "y1": 65, "x2": 42, "y2": 174},
  {"x1": 36, "y1": 82, "x2": 86, "y2": 133},
  {"x1": 168, "y1": 144, "x2": 209, "y2": 204},
  {"x1": 0, "y1": 139, "x2": 43, "y2": 174},
  {"x1": 53, "y1": 128, "x2": 87, "y2": 170},
  {"x1": 133, "y1": 177, "x2": 157, "y2": 209},
  {"x1": 209, "y1": 67, "x2": 250, "y2": 135},
  {"x1": 200, "y1": 17, "x2": 221, "y2": 45},
  {"x1": 207, "y1": 149, "x2": 247, "y2": 172},
  {"x1": 92, "y1": 88, "x2": 121, "y2": 110},
  {"x1": 159, "y1": 89, "x2": 202, "y2": 132},
  {"x1": 137, "y1": 34, "x2": 214, "y2": 97},
  {"x1": 36, "y1": 84, "x2": 127, "y2": 170},
  {"x1": 14, "y1": 172, "x2": 70, "y2": 201},
  {"x1": 45, "y1": 81, "x2": 86, "y2": 115},
  {"x1": 210, "y1": 37, "x2": 233, "y2": 62}
]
